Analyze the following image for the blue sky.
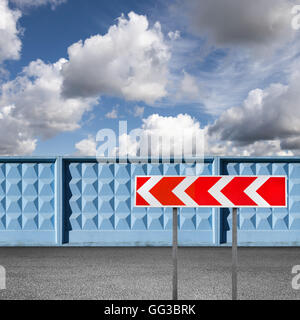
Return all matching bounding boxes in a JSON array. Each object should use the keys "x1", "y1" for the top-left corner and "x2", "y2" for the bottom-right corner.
[
  {"x1": 1, "y1": 0, "x2": 300, "y2": 157},
  {"x1": 7, "y1": 0, "x2": 180, "y2": 155}
]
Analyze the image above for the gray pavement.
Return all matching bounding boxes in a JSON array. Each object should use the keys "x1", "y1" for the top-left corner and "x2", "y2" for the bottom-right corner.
[{"x1": 0, "y1": 247, "x2": 299, "y2": 300}]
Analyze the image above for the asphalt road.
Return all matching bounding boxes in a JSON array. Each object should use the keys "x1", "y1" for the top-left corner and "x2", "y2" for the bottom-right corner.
[{"x1": 0, "y1": 247, "x2": 299, "y2": 300}]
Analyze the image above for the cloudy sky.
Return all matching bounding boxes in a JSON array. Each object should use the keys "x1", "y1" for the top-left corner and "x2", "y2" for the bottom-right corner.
[{"x1": 1, "y1": 0, "x2": 300, "y2": 156}]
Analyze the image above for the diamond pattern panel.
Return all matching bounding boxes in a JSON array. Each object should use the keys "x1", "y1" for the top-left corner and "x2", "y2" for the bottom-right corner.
[
  {"x1": 38, "y1": 163, "x2": 55, "y2": 230},
  {"x1": 131, "y1": 164, "x2": 147, "y2": 230},
  {"x1": 67, "y1": 161, "x2": 214, "y2": 232},
  {"x1": 0, "y1": 162, "x2": 55, "y2": 231},
  {"x1": 2, "y1": 158, "x2": 300, "y2": 246},
  {"x1": 222, "y1": 161, "x2": 300, "y2": 232},
  {"x1": 115, "y1": 164, "x2": 131, "y2": 230}
]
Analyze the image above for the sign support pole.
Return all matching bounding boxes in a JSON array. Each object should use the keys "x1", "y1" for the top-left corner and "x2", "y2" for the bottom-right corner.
[
  {"x1": 232, "y1": 207, "x2": 238, "y2": 300},
  {"x1": 135, "y1": 176, "x2": 286, "y2": 301},
  {"x1": 172, "y1": 207, "x2": 178, "y2": 300}
]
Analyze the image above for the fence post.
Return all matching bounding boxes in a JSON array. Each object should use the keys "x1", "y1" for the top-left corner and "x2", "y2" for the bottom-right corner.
[{"x1": 56, "y1": 156, "x2": 63, "y2": 245}]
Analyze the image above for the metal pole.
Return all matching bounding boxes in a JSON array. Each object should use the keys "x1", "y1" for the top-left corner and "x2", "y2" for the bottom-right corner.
[
  {"x1": 172, "y1": 207, "x2": 178, "y2": 300},
  {"x1": 232, "y1": 207, "x2": 238, "y2": 300}
]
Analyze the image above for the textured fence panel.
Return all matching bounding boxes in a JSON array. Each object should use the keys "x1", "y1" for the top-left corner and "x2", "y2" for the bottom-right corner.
[
  {"x1": 63, "y1": 158, "x2": 217, "y2": 246},
  {"x1": 0, "y1": 159, "x2": 57, "y2": 245},
  {"x1": 220, "y1": 158, "x2": 300, "y2": 246},
  {"x1": 0, "y1": 156, "x2": 300, "y2": 246}
]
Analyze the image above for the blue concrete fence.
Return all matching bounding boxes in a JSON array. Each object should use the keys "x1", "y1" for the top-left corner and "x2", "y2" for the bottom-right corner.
[{"x1": 0, "y1": 157, "x2": 300, "y2": 246}]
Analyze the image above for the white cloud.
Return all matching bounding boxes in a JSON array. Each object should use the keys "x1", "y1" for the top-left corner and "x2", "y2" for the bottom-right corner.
[
  {"x1": 0, "y1": 0, "x2": 22, "y2": 64},
  {"x1": 116, "y1": 113, "x2": 204, "y2": 158},
  {"x1": 75, "y1": 114, "x2": 204, "y2": 158},
  {"x1": 167, "y1": 0, "x2": 300, "y2": 116},
  {"x1": 168, "y1": 30, "x2": 180, "y2": 41},
  {"x1": 10, "y1": 0, "x2": 67, "y2": 10},
  {"x1": 0, "y1": 11, "x2": 172, "y2": 155},
  {"x1": 176, "y1": 71, "x2": 200, "y2": 101},
  {"x1": 61, "y1": 11, "x2": 171, "y2": 104},
  {"x1": 179, "y1": 0, "x2": 295, "y2": 52},
  {"x1": 0, "y1": 103, "x2": 37, "y2": 154},
  {"x1": 0, "y1": 58, "x2": 97, "y2": 155},
  {"x1": 133, "y1": 113, "x2": 293, "y2": 157},
  {"x1": 133, "y1": 105, "x2": 144, "y2": 118},
  {"x1": 105, "y1": 108, "x2": 118, "y2": 119},
  {"x1": 206, "y1": 69, "x2": 300, "y2": 155},
  {"x1": 75, "y1": 135, "x2": 97, "y2": 156},
  {"x1": 204, "y1": 128, "x2": 293, "y2": 157},
  {"x1": 76, "y1": 111, "x2": 296, "y2": 159}
]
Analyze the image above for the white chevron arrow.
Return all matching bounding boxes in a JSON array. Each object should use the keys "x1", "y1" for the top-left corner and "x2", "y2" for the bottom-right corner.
[
  {"x1": 172, "y1": 176, "x2": 199, "y2": 207},
  {"x1": 208, "y1": 176, "x2": 235, "y2": 207},
  {"x1": 244, "y1": 176, "x2": 271, "y2": 207},
  {"x1": 136, "y1": 176, "x2": 162, "y2": 206}
]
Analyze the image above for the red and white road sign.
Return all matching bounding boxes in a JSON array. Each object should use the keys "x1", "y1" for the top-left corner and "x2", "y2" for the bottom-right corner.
[{"x1": 135, "y1": 176, "x2": 287, "y2": 208}]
